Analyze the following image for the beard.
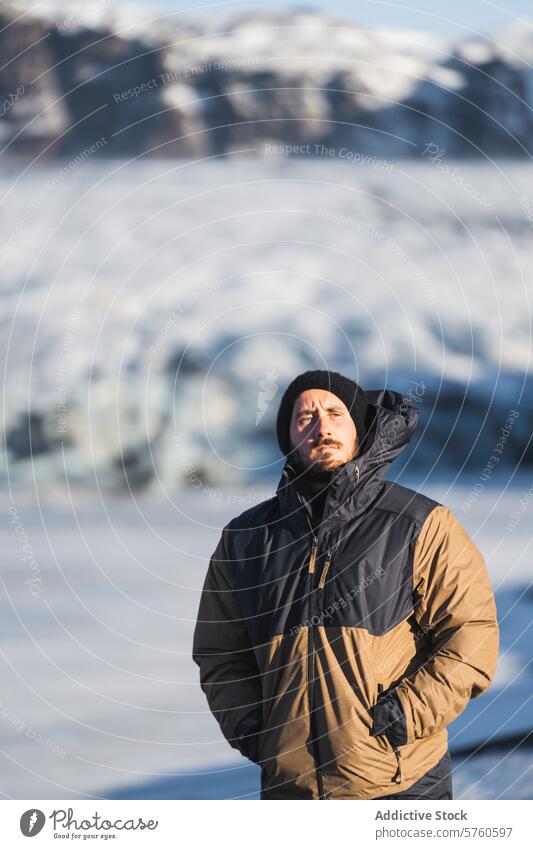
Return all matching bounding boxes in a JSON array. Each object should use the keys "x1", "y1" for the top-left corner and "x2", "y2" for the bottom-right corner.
[{"x1": 292, "y1": 435, "x2": 359, "y2": 476}]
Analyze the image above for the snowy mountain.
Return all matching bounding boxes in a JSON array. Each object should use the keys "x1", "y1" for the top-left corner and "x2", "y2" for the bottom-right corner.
[{"x1": 1, "y1": 0, "x2": 533, "y2": 158}]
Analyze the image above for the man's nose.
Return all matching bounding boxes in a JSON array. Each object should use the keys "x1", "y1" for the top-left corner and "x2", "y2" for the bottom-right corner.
[{"x1": 314, "y1": 414, "x2": 331, "y2": 437}]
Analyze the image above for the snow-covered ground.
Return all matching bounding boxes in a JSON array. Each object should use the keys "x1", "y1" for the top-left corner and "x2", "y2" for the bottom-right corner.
[
  {"x1": 0, "y1": 479, "x2": 531, "y2": 799},
  {"x1": 1, "y1": 158, "x2": 532, "y2": 489}
]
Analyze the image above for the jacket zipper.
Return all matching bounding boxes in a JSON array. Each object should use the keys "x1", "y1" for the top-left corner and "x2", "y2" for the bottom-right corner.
[
  {"x1": 392, "y1": 747, "x2": 403, "y2": 783},
  {"x1": 298, "y1": 466, "x2": 360, "y2": 799},
  {"x1": 307, "y1": 549, "x2": 332, "y2": 798},
  {"x1": 304, "y1": 484, "x2": 335, "y2": 800},
  {"x1": 306, "y1": 531, "x2": 325, "y2": 799},
  {"x1": 301, "y1": 464, "x2": 360, "y2": 799},
  {"x1": 377, "y1": 682, "x2": 403, "y2": 785}
]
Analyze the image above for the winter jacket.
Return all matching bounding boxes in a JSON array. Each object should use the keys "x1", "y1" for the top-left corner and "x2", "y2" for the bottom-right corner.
[{"x1": 192, "y1": 389, "x2": 499, "y2": 799}]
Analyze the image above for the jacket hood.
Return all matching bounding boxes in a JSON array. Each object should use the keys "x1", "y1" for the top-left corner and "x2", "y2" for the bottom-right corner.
[{"x1": 275, "y1": 389, "x2": 420, "y2": 532}]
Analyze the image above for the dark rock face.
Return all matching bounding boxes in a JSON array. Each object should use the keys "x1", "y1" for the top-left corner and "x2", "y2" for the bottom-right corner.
[
  {"x1": 1, "y1": 3, "x2": 533, "y2": 159},
  {"x1": 0, "y1": 9, "x2": 185, "y2": 158},
  {"x1": 48, "y1": 28, "x2": 164, "y2": 155},
  {"x1": 0, "y1": 11, "x2": 60, "y2": 158}
]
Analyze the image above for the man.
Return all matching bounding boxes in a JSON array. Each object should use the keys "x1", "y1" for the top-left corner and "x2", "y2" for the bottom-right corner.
[{"x1": 192, "y1": 370, "x2": 499, "y2": 800}]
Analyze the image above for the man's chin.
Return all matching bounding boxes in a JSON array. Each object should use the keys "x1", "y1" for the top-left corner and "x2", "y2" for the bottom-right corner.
[
  {"x1": 316, "y1": 459, "x2": 342, "y2": 471},
  {"x1": 291, "y1": 442, "x2": 359, "y2": 474},
  {"x1": 312, "y1": 448, "x2": 344, "y2": 467},
  {"x1": 299, "y1": 454, "x2": 345, "y2": 473}
]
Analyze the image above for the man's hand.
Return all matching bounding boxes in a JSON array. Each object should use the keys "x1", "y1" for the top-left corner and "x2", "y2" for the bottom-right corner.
[
  {"x1": 370, "y1": 690, "x2": 408, "y2": 748},
  {"x1": 235, "y1": 706, "x2": 263, "y2": 763}
]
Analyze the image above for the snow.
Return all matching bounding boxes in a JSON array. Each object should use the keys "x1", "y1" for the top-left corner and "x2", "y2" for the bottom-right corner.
[{"x1": 1, "y1": 158, "x2": 532, "y2": 490}]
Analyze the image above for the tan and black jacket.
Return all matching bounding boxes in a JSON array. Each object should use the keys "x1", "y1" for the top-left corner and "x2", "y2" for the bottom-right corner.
[{"x1": 192, "y1": 389, "x2": 499, "y2": 799}]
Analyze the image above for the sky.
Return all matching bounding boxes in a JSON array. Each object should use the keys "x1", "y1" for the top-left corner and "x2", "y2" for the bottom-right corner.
[{"x1": 133, "y1": 0, "x2": 533, "y2": 36}]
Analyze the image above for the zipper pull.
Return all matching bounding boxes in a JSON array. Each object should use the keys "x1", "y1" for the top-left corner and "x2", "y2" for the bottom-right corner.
[
  {"x1": 392, "y1": 746, "x2": 403, "y2": 784},
  {"x1": 318, "y1": 550, "x2": 331, "y2": 589},
  {"x1": 308, "y1": 538, "x2": 318, "y2": 574}
]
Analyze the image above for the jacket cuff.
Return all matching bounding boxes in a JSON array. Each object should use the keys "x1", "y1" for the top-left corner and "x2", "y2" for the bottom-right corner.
[{"x1": 370, "y1": 691, "x2": 408, "y2": 748}]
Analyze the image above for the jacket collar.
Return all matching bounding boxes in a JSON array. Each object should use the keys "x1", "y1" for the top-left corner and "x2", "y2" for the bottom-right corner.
[{"x1": 275, "y1": 388, "x2": 420, "y2": 534}]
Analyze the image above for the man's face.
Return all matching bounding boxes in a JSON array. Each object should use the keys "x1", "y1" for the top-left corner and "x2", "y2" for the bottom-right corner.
[{"x1": 289, "y1": 388, "x2": 359, "y2": 472}]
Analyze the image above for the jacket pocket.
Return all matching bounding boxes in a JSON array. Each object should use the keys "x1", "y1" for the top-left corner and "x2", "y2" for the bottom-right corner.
[
  {"x1": 371, "y1": 684, "x2": 408, "y2": 785},
  {"x1": 235, "y1": 706, "x2": 263, "y2": 763},
  {"x1": 246, "y1": 730, "x2": 262, "y2": 764}
]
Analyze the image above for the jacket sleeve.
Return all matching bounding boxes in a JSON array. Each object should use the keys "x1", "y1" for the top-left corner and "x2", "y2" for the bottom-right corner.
[
  {"x1": 192, "y1": 526, "x2": 263, "y2": 762},
  {"x1": 393, "y1": 505, "x2": 499, "y2": 744}
]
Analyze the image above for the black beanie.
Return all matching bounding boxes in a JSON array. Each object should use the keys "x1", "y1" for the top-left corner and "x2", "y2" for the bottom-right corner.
[{"x1": 276, "y1": 369, "x2": 371, "y2": 457}]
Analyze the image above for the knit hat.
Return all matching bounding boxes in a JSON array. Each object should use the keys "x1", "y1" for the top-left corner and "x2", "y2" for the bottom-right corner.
[{"x1": 276, "y1": 369, "x2": 371, "y2": 456}]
